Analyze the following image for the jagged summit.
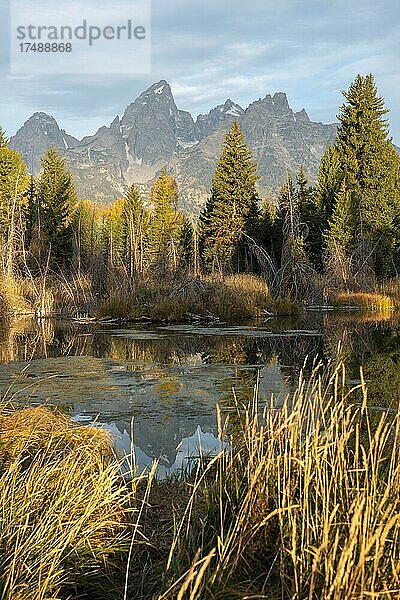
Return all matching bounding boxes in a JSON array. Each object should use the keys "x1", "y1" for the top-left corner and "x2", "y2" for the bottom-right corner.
[
  {"x1": 17, "y1": 112, "x2": 60, "y2": 131},
  {"x1": 125, "y1": 80, "x2": 174, "y2": 113},
  {"x1": 272, "y1": 91, "x2": 290, "y2": 109},
  {"x1": 247, "y1": 91, "x2": 291, "y2": 114},
  {"x1": 10, "y1": 80, "x2": 337, "y2": 212},
  {"x1": 12, "y1": 112, "x2": 79, "y2": 172},
  {"x1": 295, "y1": 109, "x2": 310, "y2": 123},
  {"x1": 120, "y1": 80, "x2": 196, "y2": 165},
  {"x1": 196, "y1": 99, "x2": 244, "y2": 139},
  {"x1": 31, "y1": 111, "x2": 54, "y2": 120},
  {"x1": 142, "y1": 80, "x2": 171, "y2": 96},
  {"x1": 222, "y1": 99, "x2": 244, "y2": 116}
]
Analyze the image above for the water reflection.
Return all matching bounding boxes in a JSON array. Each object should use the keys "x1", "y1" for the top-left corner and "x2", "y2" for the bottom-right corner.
[
  {"x1": 100, "y1": 422, "x2": 224, "y2": 479},
  {"x1": 0, "y1": 314, "x2": 399, "y2": 473}
]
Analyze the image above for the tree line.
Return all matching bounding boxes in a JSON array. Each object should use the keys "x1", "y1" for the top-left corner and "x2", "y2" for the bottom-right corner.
[{"x1": 1, "y1": 74, "x2": 399, "y2": 301}]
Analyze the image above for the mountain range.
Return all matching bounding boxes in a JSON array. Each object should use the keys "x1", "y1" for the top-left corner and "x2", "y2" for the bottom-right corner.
[{"x1": 10, "y1": 80, "x2": 338, "y2": 215}]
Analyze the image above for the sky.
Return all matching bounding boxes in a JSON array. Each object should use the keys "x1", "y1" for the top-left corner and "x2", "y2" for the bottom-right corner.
[{"x1": 0, "y1": 0, "x2": 399, "y2": 142}]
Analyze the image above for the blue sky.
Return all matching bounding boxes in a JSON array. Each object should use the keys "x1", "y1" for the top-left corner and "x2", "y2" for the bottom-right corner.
[{"x1": 0, "y1": 0, "x2": 399, "y2": 142}]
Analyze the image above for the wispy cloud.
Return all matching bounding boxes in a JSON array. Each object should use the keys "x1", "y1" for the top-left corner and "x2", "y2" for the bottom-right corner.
[{"x1": 0, "y1": 0, "x2": 398, "y2": 141}]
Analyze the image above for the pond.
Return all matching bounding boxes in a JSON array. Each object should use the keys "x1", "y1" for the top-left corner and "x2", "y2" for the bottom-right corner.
[{"x1": 1, "y1": 313, "x2": 399, "y2": 476}]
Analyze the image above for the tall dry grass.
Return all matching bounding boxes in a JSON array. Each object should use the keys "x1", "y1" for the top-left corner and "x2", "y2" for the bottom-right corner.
[
  {"x1": 97, "y1": 274, "x2": 299, "y2": 322},
  {"x1": 0, "y1": 404, "x2": 146, "y2": 600},
  {"x1": 160, "y1": 363, "x2": 400, "y2": 599},
  {"x1": 379, "y1": 277, "x2": 400, "y2": 307},
  {"x1": 0, "y1": 275, "x2": 31, "y2": 315},
  {"x1": 0, "y1": 272, "x2": 96, "y2": 317},
  {"x1": 2, "y1": 362, "x2": 400, "y2": 599},
  {"x1": 0, "y1": 271, "x2": 299, "y2": 320},
  {"x1": 331, "y1": 291, "x2": 394, "y2": 314}
]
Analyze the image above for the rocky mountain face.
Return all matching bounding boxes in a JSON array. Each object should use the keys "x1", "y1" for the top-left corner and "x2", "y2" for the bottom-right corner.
[
  {"x1": 11, "y1": 112, "x2": 79, "y2": 174},
  {"x1": 10, "y1": 80, "x2": 337, "y2": 214}
]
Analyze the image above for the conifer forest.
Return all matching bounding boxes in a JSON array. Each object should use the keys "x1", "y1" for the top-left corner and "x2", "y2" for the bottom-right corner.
[{"x1": 1, "y1": 74, "x2": 400, "y2": 320}]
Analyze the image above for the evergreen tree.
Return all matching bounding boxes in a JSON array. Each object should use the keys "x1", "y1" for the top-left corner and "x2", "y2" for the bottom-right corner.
[
  {"x1": 278, "y1": 175, "x2": 306, "y2": 265},
  {"x1": 25, "y1": 176, "x2": 39, "y2": 254},
  {"x1": 0, "y1": 137, "x2": 28, "y2": 273},
  {"x1": 148, "y1": 168, "x2": 183, "y2": 275},
  {"x1": 325, "y1": 180, "x2": 354, "y2": 287},
  {"x1": 328, "y1": 182, "x2": 354, "y2": 254},
  {"x1": 179, "y1": 217, "x2": 197, "y2": 275},
  {"x1": 37, "y1": 147, "x2": 77, "y2": 269},
  {"x1": 123, "y1": 183, "x2": 148, "y2": 277},
  {"x1": 200, "y1": 121, "x2": 260, "y2": 273},
  {"x1": 297, "y1": 166, "x2": 324, "y2": 270},
  {"x1": 257, "y1": 194, "x2": 289, "y2": 270},
  {"x1": 315, "y1": 145, "x2": 342, "y2": 221},
  {"x1": 326, "y1": 74, "x2": 400, "y2": 281},
  {"x1": 198, "y1": 195, "x2": 214, "y2": 271},
  {"x1": 275, "y1": 174, "x2": 315, "y2": 300}
]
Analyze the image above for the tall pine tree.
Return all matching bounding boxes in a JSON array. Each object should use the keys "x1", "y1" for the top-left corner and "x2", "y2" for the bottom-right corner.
[
  {"x1": 103, "y1": 199, "x2": 126, "y2": 268},
  {"x1": 72, "y1": 199, "x2": 104, "y2": 273},
  {"x1": 325, "y1": 74, "x2": 400, "y2": 282},
  {"x1": 325, "y1": 180, "x2": 354, "y2": 287},
  {"x1": 315, "y1": 145, "x2": 342, "y2": 222},
  {"x1": 36, "y1": 147, "x2": 77, "y2": 269},
  {"x1": 200, "y1": 121, "x2": 260, "y2": 273},
  {"x1": 297, "y1": 166, "x2": 324, "y2": 269}
]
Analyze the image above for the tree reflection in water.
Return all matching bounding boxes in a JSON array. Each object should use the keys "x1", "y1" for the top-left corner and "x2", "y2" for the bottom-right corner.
[{"x1": 0, "y1": 313, "x2": 398, "y2": 473}]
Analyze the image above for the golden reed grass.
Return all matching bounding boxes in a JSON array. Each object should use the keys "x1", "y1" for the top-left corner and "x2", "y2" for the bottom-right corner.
[
  {"x1": 333, "y1": 291, "x2": 394, "y2": 314},
  {"x1": 96, "y1": 273, "x2": 299, "y2": 322},
  {"x1": 164, "y1": 363, "x2": 400, "y2": 599},
  {"x1": 2, "y1": 362, "x2": 400, "y2": 599},
  {"x1": 0, "y1": 405, "x2": 137, "y2": 600}
]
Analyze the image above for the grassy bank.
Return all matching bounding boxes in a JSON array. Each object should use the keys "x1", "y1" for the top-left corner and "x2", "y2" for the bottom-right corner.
[
  {"x1": 327, "y1": 278, "x2": 400, "y2": 314},
  {"x1": 2, "y1": 363, "x2": 400, "y2": 598},
  {"x1": 0, "y1": 273, "x2": 299, "y2": 321},
  {"x1": 0, "y1": 405, "x2": 146, "y2": 600},
  {"x1": 0, "y1": 273, "x2": 96, "y2": 318},
  {"x1": 96, "y1": 274, "x2": 299, "y2": 322},
  {"x1": 331, "y1": 291, "x2": 396, "y2": 314},
  {"x1": 5, "y1": 271, "x2": 400, "y2": 322}
]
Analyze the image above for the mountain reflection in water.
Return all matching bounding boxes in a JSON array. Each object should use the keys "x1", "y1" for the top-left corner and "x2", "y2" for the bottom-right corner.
[{"x1": 0, "y1": 314, "x2": 399, "y2": 474}]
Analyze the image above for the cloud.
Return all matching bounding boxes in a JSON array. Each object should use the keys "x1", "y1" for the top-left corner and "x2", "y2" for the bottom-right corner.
[{"x1": 0, "y1": 0, "x2": 399, "y2": 142}]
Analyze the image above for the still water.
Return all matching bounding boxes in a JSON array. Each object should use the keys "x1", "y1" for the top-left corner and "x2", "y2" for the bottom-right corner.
[{"x1": 1, "y1": 314, "x2": 399, "y2": 475}]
